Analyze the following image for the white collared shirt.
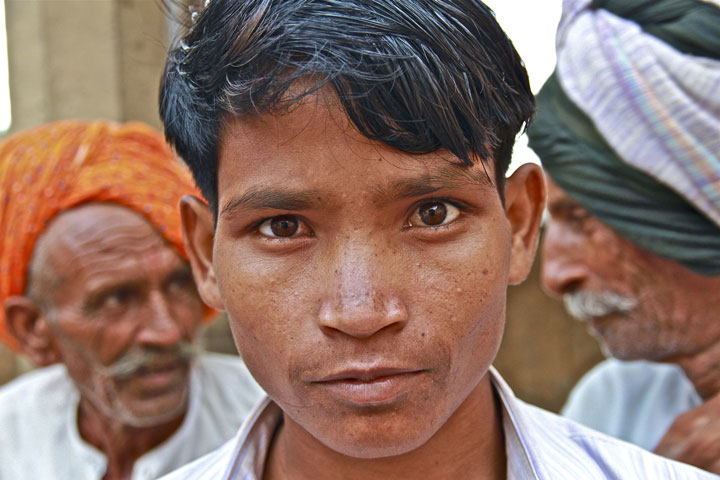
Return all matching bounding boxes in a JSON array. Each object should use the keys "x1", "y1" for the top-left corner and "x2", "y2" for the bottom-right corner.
[
  {"x1": 0, "y1": 353, "x2": 265, "y2": 480},
  {"x1": 160, "y1": 367, "x2": 715, "y2": 479}
]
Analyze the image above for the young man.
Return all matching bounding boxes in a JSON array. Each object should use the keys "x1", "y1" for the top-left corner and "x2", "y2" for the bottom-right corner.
[
  {"x1": 528, "y1": 0, "x2": 720, "y2": 473},
  {"x1": 159, "y1": 1, "x2": 713, "y2": 478},
  {"x1": 0, "y1": 121, "x2": 263, "y2": 480}
]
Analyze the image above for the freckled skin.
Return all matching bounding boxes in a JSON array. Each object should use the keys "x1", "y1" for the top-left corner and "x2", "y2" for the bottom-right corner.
[
  {"x1": 183, "y1": 95, "x2": 544, "y2": 479},
  {"x1": 542, "y1": 178, "x2": 720, "y2": 362}
]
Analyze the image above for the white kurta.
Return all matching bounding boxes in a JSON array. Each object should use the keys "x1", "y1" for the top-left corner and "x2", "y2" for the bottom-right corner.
[
  {"x1": 563, "y1": 358, "x2": 702, "y2": 450},
  {"x1": 0, "y1": 353, "x2": 265, "y2": 480}
]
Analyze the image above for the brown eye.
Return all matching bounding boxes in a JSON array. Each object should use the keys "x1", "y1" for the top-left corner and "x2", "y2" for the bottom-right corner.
[
  {"x1": 271, "y1": 216, "x2": 298, "y2": 237},
  {"x1": 258, "y1": 215, "x2": 307, "y2": 238},
  {"x1": 408, "y1": 201, "x2": 461, "y2": 228},
  {"x1": 419, "y1": 202, "x2": 447, "y2": 226}
]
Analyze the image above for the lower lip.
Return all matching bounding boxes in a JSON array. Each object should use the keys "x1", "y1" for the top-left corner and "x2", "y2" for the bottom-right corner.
[
  {"x1": 316, "y1": 372, "x2": 425, "y2": 406},
  {"x1": 133, "y1": 363, "x2": 187, "y2": 390},
  {"x1": 587, "y1": 313, "x2": 628, "y2": 335},
  {"x1": 588, "y1": 313, "x2": 621, "y2": 326}
]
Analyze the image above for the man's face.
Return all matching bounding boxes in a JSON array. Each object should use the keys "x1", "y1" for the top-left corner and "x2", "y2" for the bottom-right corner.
[
  {"x1": 542, "y1": 178, "x2": 720, "y2": 361},
  {"x1": 187, "y1": 96, "x2": 541, "y2": 459},
  {"x1": 33, "y1": 204, "x2": 205, "y2": 427}
]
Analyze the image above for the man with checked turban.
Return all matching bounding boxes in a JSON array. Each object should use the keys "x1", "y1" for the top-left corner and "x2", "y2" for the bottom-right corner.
[
  {"x1": 0, "y1": 120, "x2": 262, "y2": 480},
  {"x1": 528, "y1": 0, "x2": 720, "y2": 473}
]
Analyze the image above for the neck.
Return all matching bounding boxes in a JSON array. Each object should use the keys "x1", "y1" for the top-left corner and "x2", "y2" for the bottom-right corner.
[
  {"x1": 77, "y1": 398, "x2": 186, "y2": 480},
  {"x1": 265, "y1": 374, "x2": 506, "y2": 480},
  {"x1": 670, "y1": 339, "x2": 720, "y2": 400}
]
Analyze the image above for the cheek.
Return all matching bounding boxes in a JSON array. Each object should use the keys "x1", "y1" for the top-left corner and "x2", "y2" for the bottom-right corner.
[
  {"x1": 405, "y1": 234, "x2": 509, "y2": 364},
  {"x1": 215, "y1": 248, "x2": 320, "y2": 398},
  {"x1": 169, "y1": 296, "x2": 205, "y2": 338},
  {"x1": 60, "y1": 320, "x2": 132, "y2": 365}
]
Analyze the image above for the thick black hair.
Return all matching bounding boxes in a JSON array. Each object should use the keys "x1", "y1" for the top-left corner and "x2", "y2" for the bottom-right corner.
[{"x1": 160, "y1": 0, "x2": 534, "y2": 210}]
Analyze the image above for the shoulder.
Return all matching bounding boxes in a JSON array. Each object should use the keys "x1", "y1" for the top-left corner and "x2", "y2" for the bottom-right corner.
[
  {"x1": 192, "y1": 353, "x2": 264, "y2": 397},
  {"x1": 0, "y1": 364, "x2": 72, "y2": 410},
  {"x1": 194, "y1": 352, "x2": 252, "y2": 372},
  {"x1": 563, "y1": 359, "x2": 679, "y2": 415},
  {"x1": 0, "y1": 365, "x2": 78, "y2": 476},
  {"x1": 562, "y1": 359, "x2": 700, "y2": 448},
  {"x1": 517, "y1": 400, "x2": 714, "y2": 479},
  {"x1": 190, "y1": 353, "x2": 265, "y2": 421},
  {"x1": 158, "y1": 434, "x2": 238, "y2": 480},
  {"x1": 567, "y1": 358, "x2": 691, "y2": 397}
]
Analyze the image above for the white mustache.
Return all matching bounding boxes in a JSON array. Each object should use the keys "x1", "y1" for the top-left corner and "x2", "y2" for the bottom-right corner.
[
  {"x1": 101, "y1": 341, "x2": 200, "y2": 380},
  {"x1": 563, "y1": 291, "x2": 638, "y2": 321}
]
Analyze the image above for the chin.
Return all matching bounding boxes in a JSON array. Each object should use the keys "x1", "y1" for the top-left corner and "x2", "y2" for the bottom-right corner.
[
  {"x1": 115, "y1": 388, "x2": 189, "y2": 428},
  {"x1": 309, "y1": 412, "x2": 443, "y2": 460},
  {"x1": 598, "y1": 339, "x2": 660, "y2": 362},
  {"x1": 120, "y1": 401, "x2": 188, "y2": 428},
  {"x1": 322, "y1": 431, "x2": 433, "y2": 459}
]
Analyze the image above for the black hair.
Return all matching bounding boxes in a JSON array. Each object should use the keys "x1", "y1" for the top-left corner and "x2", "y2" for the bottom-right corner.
[{"x1": 160, "y1": 0, "x2": 534, "y2": 211}]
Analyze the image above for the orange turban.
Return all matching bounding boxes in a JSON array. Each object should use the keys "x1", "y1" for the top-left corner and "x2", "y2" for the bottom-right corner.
[{"x1": 0, "y1": 120, "x2": 203, "y2": 349}]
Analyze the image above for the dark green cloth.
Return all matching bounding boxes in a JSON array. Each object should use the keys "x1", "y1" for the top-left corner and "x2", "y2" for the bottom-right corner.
[{"x1": 528, "y1": 73, "x2": 720, "y2": 276}]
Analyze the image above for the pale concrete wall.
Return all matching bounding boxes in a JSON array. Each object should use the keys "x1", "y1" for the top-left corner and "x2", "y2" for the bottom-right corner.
[{"x1": 5, "y1": 0, "x2": 168, "y2": 134}]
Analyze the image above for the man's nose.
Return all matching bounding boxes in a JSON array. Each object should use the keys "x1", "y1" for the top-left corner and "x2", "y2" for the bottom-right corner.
[
  {"x1": 540, "y1": 221, "x2": 589, "y2": 297},
  {"x1": 317, "y1": 243, "x2": 408, "y2": 339},
  {"x1": 136, "y1": 291, "x2": 183, "y2": 347}
]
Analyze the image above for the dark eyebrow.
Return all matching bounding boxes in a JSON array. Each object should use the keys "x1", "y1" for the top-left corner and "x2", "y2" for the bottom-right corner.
[
  {"x1": 373, "y1": 163, "x2": 494, "y2": 205},
  {"x1": 220, "y1": 187, "x2": 324, "y2": 218}
]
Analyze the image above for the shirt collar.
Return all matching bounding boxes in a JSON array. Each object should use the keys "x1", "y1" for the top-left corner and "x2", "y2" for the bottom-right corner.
[
  {"x1": 489, "y1": 366, "x2": 541, "y2": 479},
  {"x1": 223, "y1": 366, "x2": 540, "y2": 479}
]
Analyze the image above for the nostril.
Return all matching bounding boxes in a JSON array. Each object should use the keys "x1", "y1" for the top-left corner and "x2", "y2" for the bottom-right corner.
[
  {"x1": 560, "y1": 279, "x2": 583, "y2": 296},
  {"x1": 316, "y1": 295, "x2": 409, "y2": 339},
  {"x1": 541, "y1": 262, "x2": 587, "y2": 297}
]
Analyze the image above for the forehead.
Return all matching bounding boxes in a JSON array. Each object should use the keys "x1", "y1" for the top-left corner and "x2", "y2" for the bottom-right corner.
[
  {"x1": 217, "y1": 95, "x2": 496, "y2": 207},
  {"x1": 34, "y1": 203, "x2": 178, "y2": 283},
  {"x1": 545, "y1": 176, "x2": 572, "y2": 204},
  {"x1": 544, "y1": 176, "x2": 586, "y2": 212}
]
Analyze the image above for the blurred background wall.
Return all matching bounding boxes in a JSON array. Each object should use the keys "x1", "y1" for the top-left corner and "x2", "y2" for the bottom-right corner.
[{"x1": 0, "y1": 0, "x2": 604, "y2": 412}]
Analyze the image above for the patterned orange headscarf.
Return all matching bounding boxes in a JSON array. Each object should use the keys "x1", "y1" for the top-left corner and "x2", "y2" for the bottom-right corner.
[{"x1": 0, "y1": 120, "x2": 204, "y2": 349}]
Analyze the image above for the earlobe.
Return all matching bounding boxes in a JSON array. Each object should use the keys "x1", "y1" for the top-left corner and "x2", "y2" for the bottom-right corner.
[
  {"x1": 4, "y1": 296, "x2": 60, "y2": 366},
  {"x1": 504, "y1": 163, "x2": 547, "y2": 285},
  {"x1": 179, "y1": 195, "x2": 225, "y2": 310}
]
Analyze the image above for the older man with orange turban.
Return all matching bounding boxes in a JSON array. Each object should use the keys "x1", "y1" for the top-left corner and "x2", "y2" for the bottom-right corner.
[{"x1": 0, "y1": 120, "x2": 262, "y2": 480}]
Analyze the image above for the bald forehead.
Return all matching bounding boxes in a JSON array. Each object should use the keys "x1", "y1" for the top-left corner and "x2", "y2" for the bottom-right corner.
[{"x1": 29, "y1": 203, "x2": 171, "y2": 289}]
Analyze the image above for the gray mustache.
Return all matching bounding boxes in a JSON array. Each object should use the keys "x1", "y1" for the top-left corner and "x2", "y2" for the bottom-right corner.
[
  {"x1": 102, "y1": 341, "x2": 200, "y2": 380},
  {"x1": 563, "y1": 291, "x2": 637, "y2": 321}
]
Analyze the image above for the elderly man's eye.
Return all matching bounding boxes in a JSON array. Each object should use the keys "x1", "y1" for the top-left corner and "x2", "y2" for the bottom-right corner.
[
  {"x1": 100, "y1": 287, "x2": 135, "y2": 311},
  {"x1": 257, "y1": 215, "x2": 311, "y2": 238},
  {"x1": 408, "y1": 200, "x2": 461, "y2": 227},
  {"x1": 166, "y1": 271, "x2": 195, "y2": 293},
  {"x1": 565, "y1": 206, "x2": 593, "y2": 230}
]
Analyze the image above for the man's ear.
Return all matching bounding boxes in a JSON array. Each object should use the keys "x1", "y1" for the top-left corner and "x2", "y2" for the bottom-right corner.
[
  {"x1": 180, "y1": 195, "x2": 224, "y2": 311},
  {"x1": 4, "y1": 296, "x2": 60, "y2": 366},
  {"x1": 504, "y1": 163, "x2": 546, "y2": 285}
]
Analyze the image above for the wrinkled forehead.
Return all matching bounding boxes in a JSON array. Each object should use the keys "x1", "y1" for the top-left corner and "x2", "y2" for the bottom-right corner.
[
  {"x1": 31, "y1": 203, "x2": 176, "y2": 282},
  {"x1": 545, "y1": 175, "x2": 582, "y2": 210}
]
